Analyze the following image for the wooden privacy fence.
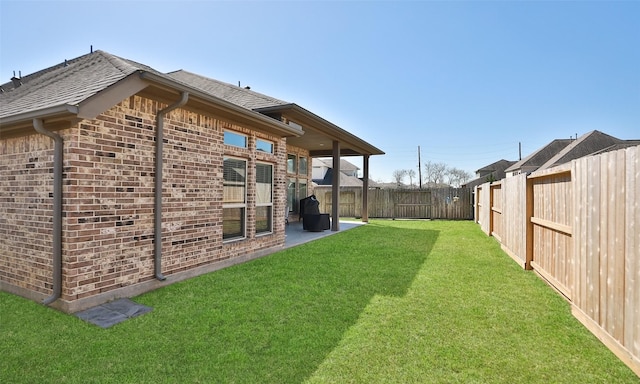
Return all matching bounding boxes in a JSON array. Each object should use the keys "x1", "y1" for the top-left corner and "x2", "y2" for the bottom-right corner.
[
  {"x1": 475, "y1": 145, "x2": 640, "y2": 377},
  {"x1": 313, "y1": 186, "x2": 473, "y2": 220}
]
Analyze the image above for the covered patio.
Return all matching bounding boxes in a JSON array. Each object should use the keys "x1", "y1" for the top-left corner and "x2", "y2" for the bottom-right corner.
[
  {"x1": 283, "y1": 219, "x2": 365, "y2": 249},
  {"x1": 256, "y1": 104, "x2": 384, "y2": 230}
]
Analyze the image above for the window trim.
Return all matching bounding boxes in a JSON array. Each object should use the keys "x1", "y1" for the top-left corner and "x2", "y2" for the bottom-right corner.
[
  {"x1": 223, "y1": 156, "x2": 247, "y2": 241},
  {"x1": 299, "y1": 156, "x2": 308, "y2": 175},
  {"x1": 255, "y1": 162, "x2": 274, "y2": 235},
  {"x1": 224, "y1": 130, "x2": 248, "y2": 149},
  {"x1": 256, "y1": 139, "x2": 274, "y2": 154},
  {"x1": 287, "y1": 153, "x2": 297, "y2": 174}
]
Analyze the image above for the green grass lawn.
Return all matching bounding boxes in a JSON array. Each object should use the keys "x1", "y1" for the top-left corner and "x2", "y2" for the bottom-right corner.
[{"x1": 1, "y1": 220, "x2": 638, "y2": 383}]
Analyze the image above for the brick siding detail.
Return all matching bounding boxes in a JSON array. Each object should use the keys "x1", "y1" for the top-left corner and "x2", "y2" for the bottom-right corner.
[
  {"x1": 1, "y1": 95, "x2": 291, "y2": 308},
  {"x1": 0, "y1": 134, "x2": 57, "y2": 295}
]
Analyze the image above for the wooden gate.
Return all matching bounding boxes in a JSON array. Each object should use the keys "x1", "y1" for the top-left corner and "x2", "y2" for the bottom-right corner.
[{"x1": 392, "y1": 190, "x2": 432, "y2": 219}]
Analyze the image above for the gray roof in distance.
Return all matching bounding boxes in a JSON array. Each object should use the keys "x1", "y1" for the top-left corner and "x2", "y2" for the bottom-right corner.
[
  {"x1": 538, "y1": 130, "x2": 624, "y2": 170},
  {"x1": 505, "y1": 139, "x2": 572, "y2": 173}
]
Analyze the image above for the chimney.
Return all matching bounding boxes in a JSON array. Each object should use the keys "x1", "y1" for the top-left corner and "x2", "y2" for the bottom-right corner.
[{"x1": 11, "y1": 70, "x2": 22, "y2": 88}]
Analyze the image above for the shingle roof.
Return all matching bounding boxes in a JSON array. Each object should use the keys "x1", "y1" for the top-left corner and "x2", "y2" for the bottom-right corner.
[
  {"x1": 464, "y1": 159, "x2": 517, "y2": 188},
  {"x1": 166, "y1": 70, "x2": 289, "y2": 111},
  {"x1": 475, "y1": 159, "x2": 516, "y2": 175},
  {"x1": 313, "y1": 168, "x2": 363, "y2": 187},
  {"x1": 505, "y1": 139, "x2": 572, "y2": 173},
  {"x1": 0, "y1": 50, "x2": 165, "y2": 119},
  {"x1": 538, "y1": 130, "x2": 623, "y2": 170},
  {"x1": 313, "y1": 158, "x2": 360, "y2": 171},
  {"x1": 590, "y1": 141, "x2": 640, "y2": 156}
]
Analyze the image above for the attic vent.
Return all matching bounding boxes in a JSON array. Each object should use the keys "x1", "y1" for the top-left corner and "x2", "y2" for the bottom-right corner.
[{"x1": 11, "y1": 70, "x2": 22, "y2": 88}]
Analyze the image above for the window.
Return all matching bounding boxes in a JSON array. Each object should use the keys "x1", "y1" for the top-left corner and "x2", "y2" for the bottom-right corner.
[
  {"x1": 299, "y1": 156, "x2": 308, "y2": 175},
  {"x1": 256, "y1": 139, "x2": 274, "y2": 154},
  {"x1": 256, "y1": 163, "x2": 273, "y2": 234},
  {"x1": 298, "y1": 179, "x2": 308, "y2": 202},
  {"x1": 223, "y1": 157, "x2": 246, "y2": 240},
  {"x1": 224, "y1": 131, "x2": 247, "y2": 148},
  {"x1": 287, "y1": 178, "x2": 297, "y2": 213},
  {"x1": 287, "y1": 154, "x2": 297, "y2": 174}
]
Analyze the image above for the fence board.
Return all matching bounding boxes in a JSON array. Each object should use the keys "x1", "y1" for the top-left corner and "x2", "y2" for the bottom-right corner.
[
  {"x1": 490, "y1": 183, "x2": 503, "y2": 242},
  {"x1": 474, "y1": 145, "x2": 640, "y2": 376},
  {"x1": 475, "y1": 184, "x2": 491, "y2": 235},
  {"x1": 502, "y1": 174, "x2": 528, "y2": 267},
  {"x1": 314, "y1": 186, "x2": 473, "y2": 220},
  {"x1": 624, "y1": 146, "x2": 640, "y2": 360}
]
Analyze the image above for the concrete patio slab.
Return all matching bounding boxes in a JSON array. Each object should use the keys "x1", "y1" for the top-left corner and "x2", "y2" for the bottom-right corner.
[{"x1": 284, "y1": 219, "x2": 365, "y2": 249}]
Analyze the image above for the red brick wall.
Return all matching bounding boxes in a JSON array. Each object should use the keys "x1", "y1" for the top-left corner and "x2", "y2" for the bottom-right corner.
[
  {"x1": 0, "y1": 134, "x2": 57, "y2": 296},
  {"x1": 1, "y1": 95, "x2": 290, "y2": 310}
]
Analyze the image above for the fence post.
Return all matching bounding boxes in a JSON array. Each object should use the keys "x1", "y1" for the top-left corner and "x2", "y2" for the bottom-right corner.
[
  {"x1": 489, "y1": 183, "x2": 494, "y2": 236},
  {"x1": 525, "y1": 175, "x2": 534, "y2": 270}
]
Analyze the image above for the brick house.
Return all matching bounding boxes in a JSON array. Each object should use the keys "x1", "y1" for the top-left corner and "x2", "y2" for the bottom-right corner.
[{"x1": 0, "y1": 50, "x2": 383, "y2": 313}]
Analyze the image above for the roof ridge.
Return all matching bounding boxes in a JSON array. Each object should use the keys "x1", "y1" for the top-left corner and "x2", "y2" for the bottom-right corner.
[{"x1": 97, "y1": 50, "x2": 143, "y2": 76}]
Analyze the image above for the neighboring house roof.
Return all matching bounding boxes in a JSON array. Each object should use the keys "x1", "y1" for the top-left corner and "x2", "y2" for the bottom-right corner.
[
  {"x1": 313, "y1": 168, "x2": 363, "y2": 187},
  {"x1": 505, "y1": 139, "x2": 572, "y2": 174},
  {"x1": 312, "y1": 158, "x2": 360, "y2": 172},
  {"x1": 465, "y1": 159, "x2": 517, "y2": 189},
  {"x1": 538, "y1": 130, "x2": 624, "y2": 171},
  {"x1": 590, "y1": 141, "x2": 640, "y2": 156},
  {"x1": 475, "y1": 159, "x2": 516, "y2": 178},
  {"x1": 312, "y1": 158, "x2": 362, "y2": 187}
]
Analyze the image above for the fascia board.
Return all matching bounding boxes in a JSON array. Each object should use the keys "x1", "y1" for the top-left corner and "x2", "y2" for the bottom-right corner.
[
  {"x1": 0, "y1": 104, "x2": 79, "y2": 131},
  {"x1": 259, "y1": 104, "x2": 384, "y2": 156},
  {"x1": 77, "y1": 75, "x2": 148, "y2": 119}
]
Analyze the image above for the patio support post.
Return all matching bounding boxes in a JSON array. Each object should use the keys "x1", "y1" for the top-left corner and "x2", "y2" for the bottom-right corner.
[
  {"x1": 362, "y1": 154, "x2": 369, "y2": 222},
  {"x1": 332, "y1": 140, "x2": 340, "y2": 231}
]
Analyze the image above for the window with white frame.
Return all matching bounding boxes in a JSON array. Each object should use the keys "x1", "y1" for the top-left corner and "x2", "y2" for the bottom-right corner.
[
  {"x1": 255, "y1": 162, "x2": 273, "y2": 234},
  {"x1": 224, "y1": 130, "x2": 247, "y2": 148},
  {"x1": 298, "y1": 179, "x2": 307, "y2": 203},
  {"x1": 299, "y1": 156, "x2": 308, "y2": 175},
  {"x1": 223, "y1": 157, "x2": 247, "y2": 240},
  {"x1": 287, "y1": 154, "x2": 297, "y2": 174},
  {"x1": 256, "y1": 139, "x2": 274, "y2": 154},
  {"x1": 287, "y1": 178, "x2": 296, "y2": 214}
]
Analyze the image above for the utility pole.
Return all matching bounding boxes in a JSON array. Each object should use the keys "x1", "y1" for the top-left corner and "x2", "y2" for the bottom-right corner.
[
  {"x1": 519, "y1": 142, "x2": 522, "y2": 161},
  {"x1": 418, "y1": 145, "x2": 422, "y2": 189}
]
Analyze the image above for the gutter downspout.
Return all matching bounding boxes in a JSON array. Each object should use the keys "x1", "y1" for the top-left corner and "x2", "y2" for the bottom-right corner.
[
  {"x1": 33, "y1": 119, "x2": 63, "y2": 305},
  {"x1": 154, "y1": 92, "x2": 189, "y2": 280}
]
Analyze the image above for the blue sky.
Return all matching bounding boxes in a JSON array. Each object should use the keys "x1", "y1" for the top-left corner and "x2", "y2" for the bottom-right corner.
[{"x1": 1, "y1": 0, "x2": 638, "y2": 182}]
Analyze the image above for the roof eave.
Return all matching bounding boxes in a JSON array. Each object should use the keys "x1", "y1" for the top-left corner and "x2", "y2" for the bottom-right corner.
[
  {"x1": 0, "y1": 104, "x2": 80, "y2": 136},
  {"x1": 139, "y1": 72, "x2": 303, "y2": 138},
  {"x1": 255, "y1": 104, "x2": 384, "y2": 156}
]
